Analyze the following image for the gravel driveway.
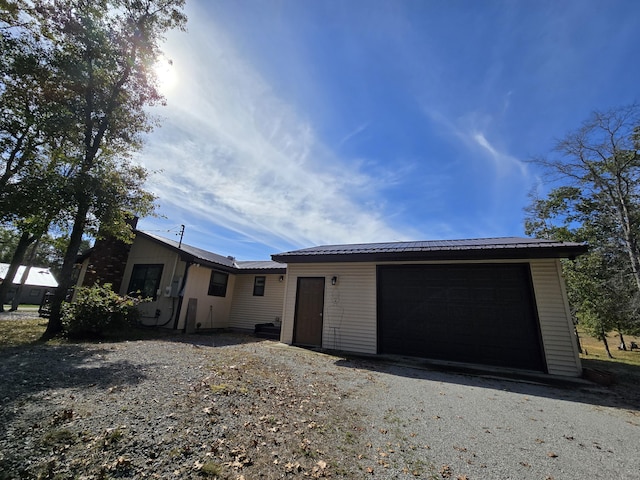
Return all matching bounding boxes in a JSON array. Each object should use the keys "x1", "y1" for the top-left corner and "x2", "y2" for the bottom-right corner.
[{"x1": 0, "y1": 331, "x2": 638, "y2": 479}]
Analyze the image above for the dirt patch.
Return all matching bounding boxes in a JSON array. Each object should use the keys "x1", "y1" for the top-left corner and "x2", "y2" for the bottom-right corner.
[{"x1": 0, "y1": 334, "x2": 385, "y2": 479}]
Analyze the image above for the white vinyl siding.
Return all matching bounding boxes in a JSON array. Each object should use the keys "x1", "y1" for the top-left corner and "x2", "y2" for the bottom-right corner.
[
  {"x1": 121, "y1": 235, "x2": 186, "y2": 325},
  {"x1": 177, "y1": 265, "x2": 236, "y2": 330},
  {"x1": 282, "y1": 258, "x2": 582, "y2": 377},
  {"x1": 282, "y1": 263, "x2": 377, "y2": 354},
  {"x1": 229, "y1": 274, "x2": 286, "y2": 331},
  {"x1": 530, "y1": 259, "x2": 582, "y2": 376}
]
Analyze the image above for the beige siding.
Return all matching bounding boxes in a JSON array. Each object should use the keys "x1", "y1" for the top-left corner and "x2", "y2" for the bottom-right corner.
[
  {"x1": 228, "y1": 274, "x2": 286, "y2": 331},
  {"x1": 530, "y1": 259, "x2": 582, "y2": 376},
  {"x1": 121, "y1": 236, "x2": 187, "y2": 326},
  {"x1": 282, "y1": 258, "x2": 582, "y2": 377},
  {"x1": 282, "y1": 263, "x2": 378, "y2": 354},
  {"x1": 177, "y1": 265, "x2": 235, "y2": 330}
]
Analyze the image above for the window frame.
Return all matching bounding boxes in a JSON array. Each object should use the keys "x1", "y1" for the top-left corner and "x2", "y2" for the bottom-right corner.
[
  {"x1": 128, "y1": 264, "x2": 164, "y2": 300},
  {"x1": 253, "y1": 276, "x2": 266, "y2": 296},
  {"x1": 208, "y1": 270, "x2": 229, "y2": 297}
]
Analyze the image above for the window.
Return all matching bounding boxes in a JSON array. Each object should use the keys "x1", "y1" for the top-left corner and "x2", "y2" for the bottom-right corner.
[
  {"x1": 128, "y1": 264, "x2": 163, "y2": 300},
  {"x1": 253, "y1": 276, "x2": 266, "y2": 296},
  {"x1": 208, "y1": 271, "x2": 228, "y2": 297}
]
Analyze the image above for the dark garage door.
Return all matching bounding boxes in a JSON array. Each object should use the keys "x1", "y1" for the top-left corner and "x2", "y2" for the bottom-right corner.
[{"x1": 378, "y1": 264, "x2": 546, "y2": 372}]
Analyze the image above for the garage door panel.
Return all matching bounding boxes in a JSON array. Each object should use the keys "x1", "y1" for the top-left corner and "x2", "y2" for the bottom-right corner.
[{"x1": 378, "y1": 264, "x2": 545, "y2": 372}]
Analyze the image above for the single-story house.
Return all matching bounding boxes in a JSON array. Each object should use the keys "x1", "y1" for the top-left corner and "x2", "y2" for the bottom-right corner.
[
  {"x1": 119, "y1": 231, "x2": 286, "y2": 333},
  {"x1": 271, "y1": 237, "x2": 588, "y2": 377},
  {"x1": 85, "y1": 231, "x2": 586, "y2": 377},
  {"x1": 0, "y1": 263, "x2": 58, "y2": 305}
]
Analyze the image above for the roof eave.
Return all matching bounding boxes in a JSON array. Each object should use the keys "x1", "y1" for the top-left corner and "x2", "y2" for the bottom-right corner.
[
  {"x1": 136, "y1": 231, "x2": 237, "y2": 271},
  {"x1": 271, "y1": 245, "x2": 589, "y2": 264},
  {"x1": 236, "y1": 267, "x2": 287, "y2": 274}
]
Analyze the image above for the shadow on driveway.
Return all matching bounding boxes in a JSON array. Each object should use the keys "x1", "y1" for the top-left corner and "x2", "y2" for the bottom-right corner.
[
  {"x1": 331, "y1": 353, "x2": 640, "y2": 412},
  {"x1": 0, "y1": 343, "x2": 150, "y2": 417}
]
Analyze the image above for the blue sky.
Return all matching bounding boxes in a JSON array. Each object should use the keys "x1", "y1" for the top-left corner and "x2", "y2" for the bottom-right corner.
[{"x1": 136, "y1": 0, "x2": 639, "y2": 260}]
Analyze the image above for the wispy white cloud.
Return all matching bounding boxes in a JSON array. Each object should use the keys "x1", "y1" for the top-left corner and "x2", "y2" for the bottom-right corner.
[
  {"x1": 338, "y1": 122, "x2": 370, "y2": 148},
  {"x1": 138, "y1": 6, "x2": 413, "y2": 253},
  {"x1": 422, "y1": 105, "x2": 529, "y2": 178},
  {"x1": 471, "y1": 131, "x2": 528, "y2": 178}
]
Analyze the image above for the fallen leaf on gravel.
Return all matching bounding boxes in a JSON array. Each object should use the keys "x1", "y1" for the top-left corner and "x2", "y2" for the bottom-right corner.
[
  {"x1": 547, "y1": 452, "x2": 558, "y2": 458},
  {"x1": 457, "y1": 476, "x2": 469, "y2": 480},
  {"x1": 535, "y1": 438, "x2": 545, "y2": 443},
  {"x1": 440, "y1": 464, "x2": 453, "y2": 478},
  {"x1": 366, "y1": 466, "x2": 374, "y2": 474},
  {"x1": 285, "y1": 462, "x2": 302, "y2": 473}
]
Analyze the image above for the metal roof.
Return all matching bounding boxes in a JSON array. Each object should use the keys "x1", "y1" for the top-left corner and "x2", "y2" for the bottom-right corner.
[
  {"x1": 137, "y1": 232, "x2": 286, "y2": 273},
  {"x1": 236, "y1": 260, "x2": 286, "y2": 271},
  {"x1": 0, "y1": 264, "x2": 59, "y2": 288},
  {"x1": 271, "y1": 237, "x2": 588, "y2": 263}
]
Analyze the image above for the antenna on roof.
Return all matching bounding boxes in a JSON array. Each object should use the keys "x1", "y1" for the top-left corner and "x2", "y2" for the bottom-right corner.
[{"x1": 178, "y1": 224, "x2": 185, "y2": 249}]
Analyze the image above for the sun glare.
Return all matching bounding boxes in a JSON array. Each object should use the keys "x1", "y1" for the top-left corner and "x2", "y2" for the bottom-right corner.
[{"x1": 154, "y1": 56, "x2": 178, "y2": 93}]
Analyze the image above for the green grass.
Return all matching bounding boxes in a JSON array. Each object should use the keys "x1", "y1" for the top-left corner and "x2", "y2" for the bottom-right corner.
[
  {"x1": 577, "y1": 327, "x2": 640, "y2": 366},
  {"x1": 0, "y1": 318, "x2": 48, "y2": 347},
  {"x1": 2, "y1": 304, "x2": 40, "y2": 309},
  {"x1": 0, "y1": 317, "x2": 173, "y2": 348},
  {"x1": 577, "y1": 327, "x2": 640, "y2": 405}
]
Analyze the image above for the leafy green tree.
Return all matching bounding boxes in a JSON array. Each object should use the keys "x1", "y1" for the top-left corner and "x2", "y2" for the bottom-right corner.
[
  {"x1": 526, "y1": 105, "x2": 640, "y2": 356},
  {"x1": 0, "y1": 1, "x2": 76, "y2": 310},
  {"x1": 533, "y1": 105, "x2": 640, "y2": 289},
  {"x1": 1, "y1": 0, "x2": 186, "y2": 337}
]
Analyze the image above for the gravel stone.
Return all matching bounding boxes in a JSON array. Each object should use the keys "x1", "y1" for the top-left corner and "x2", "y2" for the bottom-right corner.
[{"x1": 1, "y1": 331, "x2": 639, "y2": 479}]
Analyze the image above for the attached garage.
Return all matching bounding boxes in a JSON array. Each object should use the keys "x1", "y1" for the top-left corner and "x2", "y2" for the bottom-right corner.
[
  {"x1": 377, "y1": 263, "x2": 545, "y2": 371},
  {"x1": 273, "y1": 237, "x2": 588, "y2": 378}
]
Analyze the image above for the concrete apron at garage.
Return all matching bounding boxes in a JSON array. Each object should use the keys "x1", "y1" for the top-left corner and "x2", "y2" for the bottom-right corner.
[{"x1": 316, "y1": 348, "x2": 598, "y2": 390}]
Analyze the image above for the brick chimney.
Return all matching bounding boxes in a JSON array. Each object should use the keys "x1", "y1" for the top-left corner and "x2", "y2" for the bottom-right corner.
[{"x1": 81, "y1": 216, "x2": 138, "y2": 292}]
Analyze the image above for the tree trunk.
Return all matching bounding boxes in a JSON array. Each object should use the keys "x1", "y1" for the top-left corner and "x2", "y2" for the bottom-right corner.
[
  {"x1": 574, "y1": 325, "x2": 583, "y2": 354},
  {"x1": 0, "y1": 232, "x2": 37, "y2": 311},
  {"x1": 601, "y1": 325, "x2": 613, "y2": 359},
  {"x1": 42, "y1": 203, "x2": 89, "y2": 340},
  {"x1": 617, "y1": 330, "x2": 626, "y2": 351},
  {"x1": 612, "y1": 181, "x2": 640, "y2": 293},
  {"x1": 10, "y1": 266, "x2": 31, "y2": 311}
]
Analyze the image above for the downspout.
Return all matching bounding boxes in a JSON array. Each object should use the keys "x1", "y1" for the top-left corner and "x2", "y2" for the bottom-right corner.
[{"x1": 172, "y1": 261, "x2": 193, "y2": 330}]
